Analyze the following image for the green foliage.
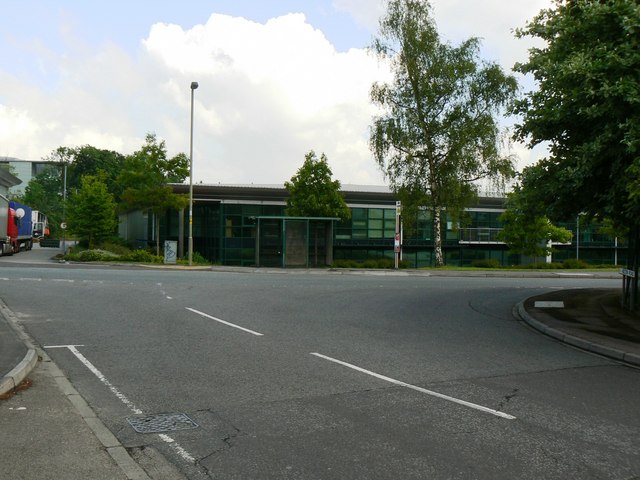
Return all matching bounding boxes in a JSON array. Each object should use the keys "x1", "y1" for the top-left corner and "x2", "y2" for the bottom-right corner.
[
  {"x1": 23, "y1": 145, "x2": 125, "y2": 238},
  {"x1": 332, "y1": 258, "x2": 407, "y2": 269},
  {"x1": 471, "y1": 259, "x2": 501, "y2": 268},
  {"x1": 65, "y1": 249, "x2": 117, "y2": 262},
  {"x1": 119, "y1": 133, "x2": 189, "y2": 213},
  {"x1": 511, "y1": 0, "x2": 640, "y2": 227},
  {"x1": 177, "y1": 251, "x2": 210, "y2": 265},
  {"x1": 118, "y1": 133, "x2": 189, "y2": 255},
  {"x1": 190, "y1": 251, "x2": 209, "y2": 265},
  {"x1": 498, "y1": 190, "x2": 573, "y2": 259},
  {"x1": 285, "y1": 151, "x2": 351, "y2": 221},
  {"x1": 120, "y1": 249, "x2": 163, "y2": 263},
  {"x1": 512, "y1": 0, "x2": 640, "y2": 309},
  {"x1": 100, "y1": 239, "x2": 132, "y2": 256},
  {"x1": 65, "y1": 145, "x2": 126, "y2": 202},
  {"x1": 562, "y1": 258, "x2": 590, "y2": 270},
  {"x1": 370, "y1": 0, "x2": 518, "y2": 266},
  {"x1": 66, "y1": 174, "x2": 118, "y2": 249}
]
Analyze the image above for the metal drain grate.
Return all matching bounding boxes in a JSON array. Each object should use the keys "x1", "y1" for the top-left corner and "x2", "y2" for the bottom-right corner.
[{"x1": 126, "y1": 413, "x2": 199, "y2": 434}]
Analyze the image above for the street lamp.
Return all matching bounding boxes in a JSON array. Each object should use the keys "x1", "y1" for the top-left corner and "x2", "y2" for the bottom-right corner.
[{"x1": 188, "y1": 81, "x2": 198, "y2": 266}]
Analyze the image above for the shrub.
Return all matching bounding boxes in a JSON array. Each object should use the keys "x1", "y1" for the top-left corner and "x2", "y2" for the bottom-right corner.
[
  {"x1": 100, "y1": 240, "x2": 131, "y2": 256},
  {"x1": 65, "y1": 249, "x2": 118, "y2": 262},
  {"x1": 471, "y1": 259, "x2": 500, "y2": 268},
  {"x1": 362, "y1": 259, "x2": 380, "y2": 269},
  {"x1": 332, "y1": 258, "x2": 407, "y2": 269},
  {"x1": 121, "y1": 249, "x2": 163, "y2": 263},
  {"x1": 377, "y1": 258, "x2": 395, "y2": 269},
  {"x1": 332, "y1": 259, "x2": 359, "y2": 268},
  {"x1": 562, "y1": 258, "x2": 590, "y2": 269},
  {"x1": 191, "y1": 252, "x2": 209, "y2": 264}
]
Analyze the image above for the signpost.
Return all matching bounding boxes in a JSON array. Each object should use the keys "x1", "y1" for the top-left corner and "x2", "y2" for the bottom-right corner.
[{"x1": 395, "y1": 201, "x2": 401, "y2": 269}]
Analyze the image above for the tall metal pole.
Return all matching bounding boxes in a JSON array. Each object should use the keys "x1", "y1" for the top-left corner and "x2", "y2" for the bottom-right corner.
[
  {"x1": 576, "y1": 214, "x2": 580, "y2": 260},
  {"x1": 62, "y1": 163, "x2": 67, "y2": 254},
  {"x1": 188, "y1": 81, "x2": 198, "y2": 266}
]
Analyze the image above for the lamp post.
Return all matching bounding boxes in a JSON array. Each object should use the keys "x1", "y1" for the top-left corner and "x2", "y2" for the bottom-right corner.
[{"x1": 188, "y1": 81, "x2": 198, "y2": 266}]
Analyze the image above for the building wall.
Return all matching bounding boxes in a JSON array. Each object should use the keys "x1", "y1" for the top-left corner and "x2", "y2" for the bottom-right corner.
[
  {"x1": 0, "y1": 158, "x2": 56, "y2": 197},
  {"x1": 144, "y1": 185, "x2": 626, "y2": 268}
]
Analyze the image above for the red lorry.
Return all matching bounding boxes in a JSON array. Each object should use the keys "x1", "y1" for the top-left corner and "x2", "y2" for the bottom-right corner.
[{"x1": 0, "y1": 194, "x2": 36, "y2": 255}]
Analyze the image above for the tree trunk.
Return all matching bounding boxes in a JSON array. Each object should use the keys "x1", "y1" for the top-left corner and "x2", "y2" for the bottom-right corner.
[{"x1": 433, "y1": 207, "x2": 444, "y2": 267}]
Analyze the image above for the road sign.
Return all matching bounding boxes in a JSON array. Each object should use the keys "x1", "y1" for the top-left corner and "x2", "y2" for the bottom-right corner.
[{"x1": 620, "y1": 268, "x2": 636, "y2": 278}]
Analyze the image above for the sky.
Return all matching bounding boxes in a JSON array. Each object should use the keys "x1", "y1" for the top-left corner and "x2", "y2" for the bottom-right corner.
[{"x1": 0, "y1": 0, "x2": 552, "y2": 187}]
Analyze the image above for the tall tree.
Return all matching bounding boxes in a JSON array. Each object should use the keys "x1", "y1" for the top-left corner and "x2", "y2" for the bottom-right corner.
[
  {"x1": 22, "y1": 145, "x2": 124, "y2": 238},
  {"x1": 511, "y1": 0, "x2": 640, "y2": 308},
  {"x1": 285, "y1": 150, "x2": 351, "y2": 220},
  {"x1": 285, "y1": 151, "x2": 350, "y2": 266},
  {"x1": 370, "y1": 0, "x2": 518, "y2": 266},
  {"x1": 498, "y1": 189, "x2": 573, "y2": 263},
  {"x1": 118, "y1": 133, "x2": 189, "y2": 255},
  {"x1": 66, "y1": 174, "x2": 118, "y2": 249},
  {"x1": 66, "y1": 145, "x2": 126, "y2": 202}
]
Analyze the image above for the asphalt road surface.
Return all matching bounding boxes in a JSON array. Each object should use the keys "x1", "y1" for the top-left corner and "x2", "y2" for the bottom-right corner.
[{"x1": 1, "y1": 253, "x2": 638, "y2": 479}]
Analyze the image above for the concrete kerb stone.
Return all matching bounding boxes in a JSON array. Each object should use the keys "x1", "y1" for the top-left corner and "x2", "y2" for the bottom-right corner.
[
  {"x1": 0, "y1": 348, "x2": 38, "y2": 397},
  {"x1": 0, "y1": 299, "x2": 152, "y2": 480},
  {"x1": 516, "y1": 300, "x2": 640, "y2": 368},
  {"x1": 0, "y1": 299, "x2": 39, "y2": 397}
]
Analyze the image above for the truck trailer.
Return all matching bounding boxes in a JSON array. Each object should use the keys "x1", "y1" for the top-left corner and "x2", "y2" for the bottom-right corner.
[
  {"x1": 32, "y1": 210, "x2": 49, "y2": 238},
  {"x1": 0, "y1": 195, "x2": 10, "y2": 255},
  {"x1": 0, "y1": 195, "x2": 34, "y2": 254}
]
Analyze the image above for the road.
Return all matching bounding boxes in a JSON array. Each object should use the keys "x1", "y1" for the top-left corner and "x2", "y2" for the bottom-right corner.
[{"x1": 1, "y1": 249, "x2": 639, "y2": 479}]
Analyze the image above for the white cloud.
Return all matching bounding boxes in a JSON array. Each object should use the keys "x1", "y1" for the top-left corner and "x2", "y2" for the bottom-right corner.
[
  {"x1": 0, "y1": 2, "x2": 555, "y2": 185},
  {"x1": 143, "y1": 13, "x2": 391, "y2": 185}
]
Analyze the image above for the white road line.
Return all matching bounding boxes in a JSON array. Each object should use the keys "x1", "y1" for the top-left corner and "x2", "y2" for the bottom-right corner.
[
  {"x1": 158, "y1": 434, "x2": 196, "y2": 463},
  {"x1": 186, "y1": 307, "x2": 264, "y2": 336},
  {"x1": 47, "y1": 345, "x2": 143, "y2": 415},
  {"x1": 310, "y1": 352, "x2": 516, "y2": 420},
  {"x1": 45, "y1": 344, "x2": 85, "y2": 349},
  {"x1": 45, "y1": 345, "x2": 198, "y2": 464}
]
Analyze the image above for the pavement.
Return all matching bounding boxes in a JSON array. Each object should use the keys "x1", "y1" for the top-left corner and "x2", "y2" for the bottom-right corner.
[{"x1": 1, "y1": 246, "x2": 639, "y2": 479}]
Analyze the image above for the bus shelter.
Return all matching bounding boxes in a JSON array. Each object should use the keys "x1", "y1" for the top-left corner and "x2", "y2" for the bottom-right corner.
[{"x1": 255, "y1": 216, "x2": 338, "y2": 268}]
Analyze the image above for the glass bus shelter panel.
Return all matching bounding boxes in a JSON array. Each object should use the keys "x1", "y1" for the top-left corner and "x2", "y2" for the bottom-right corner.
[
  {"x1": 258, "y1": 219, "x2": 283, "y2": 267},
  {"x1": 285, "y1": 220, "x2": 308, "y2": 267},
  {"x1": 308, "y1": 221, "x2": 328, "y2": 267}
]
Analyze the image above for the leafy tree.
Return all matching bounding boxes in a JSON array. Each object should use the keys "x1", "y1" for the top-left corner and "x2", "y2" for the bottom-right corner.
[
  {"x1": 498, "y1": 190, "x2": 572, "y2": 263},
  {"x1": 66, "y1": 174, "x2": 118, "y2": 248},
  {"x1": 285, "y1": 151, "x2": 350, "y2": 266},
  {"x1": 285, "y1": 150, "x2": 351, "y2": 220},
  {"x1": 22, "y1": 145, "x2": 124, "y2": 238},
  {"x1": 511, "y1": 0, "x2": 640, "y2": 308},
  {"x1": 66, "y1": 145, "x2": 126, "y2": 201},
  {"x1": 370, "y1": 0, "x2": 518, "y2": 266},
  {"x1": 118, "y1": 133, "x2": 189, "y2": 255}
]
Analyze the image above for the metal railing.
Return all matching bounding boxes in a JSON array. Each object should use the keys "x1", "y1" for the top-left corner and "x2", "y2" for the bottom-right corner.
[{"x1": 458, "y1": 228, "x2": 505, "y2": 244}]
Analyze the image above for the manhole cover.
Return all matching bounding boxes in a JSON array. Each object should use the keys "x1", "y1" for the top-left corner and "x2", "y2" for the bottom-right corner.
[{"x1": 126, "y1": 413, "x2": 199, "y2": 434}]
